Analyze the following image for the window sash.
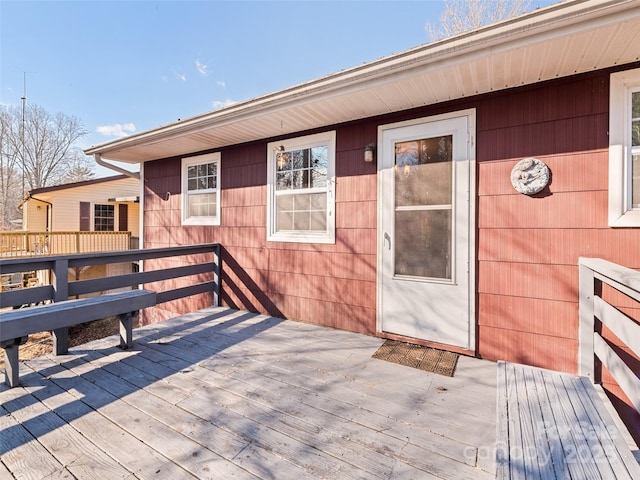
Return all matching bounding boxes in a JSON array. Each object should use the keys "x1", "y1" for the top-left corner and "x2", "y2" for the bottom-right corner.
[
  {"x1": 609, "y1": 69, "x2": 640, "y2": 226},
  {"x1": 182, "y1": 153, "x2": 221, "y2": 226},
  {"x1": 187, "y1": 162, "x2": 218, "y2": 192},
  {"x1": 275, "y1": 191, "x2": 328, "y2": 232},
  {"x1": 267, "y1": 132, "x2": 335, "y2": 243},
  {"x1": 94, "y1": 204, "x2": 115, "y2": 231}
]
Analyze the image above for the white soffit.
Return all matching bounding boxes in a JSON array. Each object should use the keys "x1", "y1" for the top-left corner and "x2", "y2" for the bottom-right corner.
[{"x1": 86, "y1": 0, "x2": 640, "y2": 164}]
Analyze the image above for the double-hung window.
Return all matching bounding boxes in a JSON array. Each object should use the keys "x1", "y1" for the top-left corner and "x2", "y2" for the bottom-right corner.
[
  {"x1": 609, "y1": 68, "x2": 640, "y2": 227},
  {"x1": 182, "y1": 153, "x2": 221, "y2": 226},
  {"x1": 94, "y1": 204, "x2": 115, "y2": 231},
  {"x1": 267, "y1": 131, "x2": 336, "y2": 243}
]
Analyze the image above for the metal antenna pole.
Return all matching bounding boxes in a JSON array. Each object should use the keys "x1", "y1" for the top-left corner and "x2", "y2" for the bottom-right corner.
[{"x1": 21, "y1": 73, "x2": 27, "y2": 199}]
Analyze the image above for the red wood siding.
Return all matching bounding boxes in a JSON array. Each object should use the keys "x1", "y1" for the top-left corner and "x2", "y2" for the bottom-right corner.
[
  {"x1": 143, "y1": 134, "x2": 379, "y2": 335},
  {"x1": 474, "y1": 70, "x2": 640, "y2": 375},
  {"x1": 473, "y1": 67, "x2": 640, "y2": 444},
  {"x1": 142, "y1": 64, "x2": 640, "y2": 442}
]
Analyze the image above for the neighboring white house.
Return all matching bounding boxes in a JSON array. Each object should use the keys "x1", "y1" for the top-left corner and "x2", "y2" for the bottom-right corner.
[
  {"x1": 21, "y1": 174, "x2": 140, "y2": 238},
  {"x1": 5, "y1": 175, "x2": 141, "y2": 294}
]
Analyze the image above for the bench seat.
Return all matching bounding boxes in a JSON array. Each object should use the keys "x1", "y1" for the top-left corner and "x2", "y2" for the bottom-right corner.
[
  {"x1": 1, "y1": 289, "x2": 156, "y2": 387},
  {"x1": 496, "y1": 361, "x2": 640, "y2": 479}
]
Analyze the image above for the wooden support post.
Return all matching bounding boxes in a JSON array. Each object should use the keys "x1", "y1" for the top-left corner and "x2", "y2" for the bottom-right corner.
[
  {"x1": 213, "y1": 244, "x2": 221, "y2": 307},
  {"x1": 118, "y1": 312, "x2": 133, "y2": 349},
  {"x1": 578, "y1": 260, "x2": 595, "y2": 380},
  {"x1": 53, "y1": 327, "x2": 69, "y2": 355},
  {"x1": 4, "y1": 344, "x2": 19, "y2": 388},
  {"x1": 52, "y1": 258, "x2": 69, "y2": 302},
  {"x1": 2, "y1": 336, "x2": 28, "y2": 388}
]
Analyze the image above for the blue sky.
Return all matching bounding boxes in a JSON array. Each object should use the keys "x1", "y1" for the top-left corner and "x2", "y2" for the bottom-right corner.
[{"x1": 1, "y1": 0, "x2": 557, "y2": 177}]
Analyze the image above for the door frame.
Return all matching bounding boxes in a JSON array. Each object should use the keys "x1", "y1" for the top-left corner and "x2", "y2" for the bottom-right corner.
[{"x1": 375, "y1": 108, "x2": 477, "y2": 352}]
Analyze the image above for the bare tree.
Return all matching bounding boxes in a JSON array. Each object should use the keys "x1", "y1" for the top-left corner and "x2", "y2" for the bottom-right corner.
[
  {"x1": 0, "y1": 103, "x2": 94, "y2": 229},
  {"x1": 0, "y1": 109, "x2": 23, "y2": 229},
  {"x1": 426, "y1": 0, "x2": 533, "y2": 40},
  {"x1": 22, "y1": 104, "x2": 92, "y2": 189},
  {"x1": 64, "y1": 149, "x2": 96, "y2": 184}
]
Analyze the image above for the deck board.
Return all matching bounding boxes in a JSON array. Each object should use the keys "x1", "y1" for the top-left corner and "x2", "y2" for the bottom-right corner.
[
  {"x1": 0, "y1": 462, "x2": 14, "y2": 480},
  {"x1": 577, "y1": 377, "x2": 640, "y2": 475},
  {"x1": 0, "y1": 400, "x2": 72, "y2": 480},
  {"x1": 2, "y1": 307, "x2": 497, "y2": 479},
  {"x1": 498, "y1": 361, "x2": 640, "y2": 479},
  {"x1": 22, "y1": 368, "x2": 199, "y2": 480}
]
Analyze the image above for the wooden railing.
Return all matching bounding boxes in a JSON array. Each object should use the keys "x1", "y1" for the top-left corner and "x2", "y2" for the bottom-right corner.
[
  {"x1": 0, "y1": 244, "x2": 221, "y2": 309},
  {"x1": 0, "y1": 231, "x2": 133, "y2": 258},
  {"x1": 579, "y1": 257, "x2": 640, "y2": 416}
]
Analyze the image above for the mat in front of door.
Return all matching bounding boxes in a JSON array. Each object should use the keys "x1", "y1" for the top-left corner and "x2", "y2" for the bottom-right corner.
[{"x1": 372, "y1": 340, "x2": 459, "y2": 377}]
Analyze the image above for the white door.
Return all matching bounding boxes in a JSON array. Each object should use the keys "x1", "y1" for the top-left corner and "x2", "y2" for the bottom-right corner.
[{"x1": 378, "y1": 111, "x2": 475, "y2": 350}]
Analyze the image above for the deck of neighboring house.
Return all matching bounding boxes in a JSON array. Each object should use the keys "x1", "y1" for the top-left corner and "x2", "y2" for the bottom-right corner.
[
  {"x1": 0, "y1": 307, "x2": 497, "y2": 480},
  {"x1": 0, "y1": 231, "x2": 135, "y2": 259}
]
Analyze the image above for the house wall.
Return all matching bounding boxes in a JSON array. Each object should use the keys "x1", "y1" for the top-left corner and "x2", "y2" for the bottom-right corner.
[
  {"x1": 143, "y1": 64, "x2": 640, "y2": 439},
  {"x1": 22, "y1": 200, "x2": 48, "y2": 231},
  {"x1": 143, "y1": 135, "x2": 379, "y2": 327},
  {"x1": 38, "y1": 177, "x2": 140, "y2": 235}
]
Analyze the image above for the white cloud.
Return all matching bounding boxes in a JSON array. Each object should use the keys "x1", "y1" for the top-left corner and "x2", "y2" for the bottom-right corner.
[
  {"x1": 216, "y1": 80, "x2": 226, "y2": 88},
  {"x1": 195, "y1": 60, "x2": 208, "y2": 76},
  {"x1": 96, "y1": 123, "x2": 136, "y2": 138},
  {"x1": 212, "y1": 99, "x2": 236, "y2": 110},
  {"x1": 172, "y1": 69, "x2": 187, "y2": 82}
]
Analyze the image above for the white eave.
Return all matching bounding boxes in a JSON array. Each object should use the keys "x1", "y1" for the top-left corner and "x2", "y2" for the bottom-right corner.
[{"x1": 85, "y1": 0, "x2": 640, "y2": 164}]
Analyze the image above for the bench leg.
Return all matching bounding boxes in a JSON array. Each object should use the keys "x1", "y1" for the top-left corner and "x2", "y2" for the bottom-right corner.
[
  {"x1": 119, "y1": 312, "x2": 134, "y2": 349},
  {"x1": 4, "y1": 344, "x2": 20, "y2": 388},
  {"x1": 53, "y1": 327, "x2": 69, "y2": 355},
  {"x1": 2, "y1": 337, "x2": 28, "y2": 388}
]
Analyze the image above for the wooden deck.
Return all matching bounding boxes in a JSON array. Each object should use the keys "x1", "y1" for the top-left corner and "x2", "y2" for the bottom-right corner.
[
  {"x1": 0, "y1": 307, "x2": 497, "y2": 479},
  {"x1": 497, "y1": 361, "x2": 640, "y2": 479}
]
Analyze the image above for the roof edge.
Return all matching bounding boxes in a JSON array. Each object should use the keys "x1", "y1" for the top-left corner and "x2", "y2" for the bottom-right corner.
[{"x1": 84, "y1": 0, "x2": 637, "y2": 159}]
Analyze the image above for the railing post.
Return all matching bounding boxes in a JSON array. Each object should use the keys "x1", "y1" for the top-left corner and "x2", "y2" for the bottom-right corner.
[
  {"x1": 578, "y1": 259, "x2": 596, "y2": 380},
  {"x1": 52, "y1": 257, "x2": 70, "y2": 355},
  {"x1": 213, "y1": 244, "x2": 221, "y2": 307}
]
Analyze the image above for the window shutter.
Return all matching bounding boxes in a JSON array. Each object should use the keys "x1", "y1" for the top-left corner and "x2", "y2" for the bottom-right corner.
[
  {"x1": 119, "y1": 204, "x2": 128, "y2": 231},
  {"x1": 79, "y1": 202, "x2": 90, "y2": 231}
]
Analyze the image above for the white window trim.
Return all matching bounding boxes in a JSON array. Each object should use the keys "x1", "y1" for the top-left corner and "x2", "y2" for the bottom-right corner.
[
  {"x1": 181, "y1": 152, "x2": 221, "y2": 226},
  {"x1": 94, "y1": 203, "x2": 115, "y2": 232},
  {"x1": 609, "y1": 68, "x2": 640, "y2": 227},
  {"x1": 266, "y1": 131, "x2": 336, "y2": 244}
]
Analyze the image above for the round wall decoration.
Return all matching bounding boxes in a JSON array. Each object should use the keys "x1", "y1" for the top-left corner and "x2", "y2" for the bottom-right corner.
[{"x1": 510, "y1": 157, "x2": 550, "y2": 195}]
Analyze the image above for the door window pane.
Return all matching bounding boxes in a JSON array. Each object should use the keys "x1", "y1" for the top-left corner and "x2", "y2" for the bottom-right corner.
[
  {"x1": 395, "y1": 209, "x2": 452, "y2": 280},
  {"x1": 395, "y1": 136, "x2": 452, "y2": 207},
  {"x1": 394, "y1": 135, "x2": 453, "y2": 280}
]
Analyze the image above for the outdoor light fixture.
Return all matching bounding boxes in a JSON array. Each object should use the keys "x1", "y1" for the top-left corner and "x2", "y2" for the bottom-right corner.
[
  {"x1": 364, "y1": 143, "x2": 375, "y2": 163},
  {"x1": 275, "y1": 145, "x2": 287, "y2": 169},
  {"x1": 277, "y1": 154, "x2": 286, "y2": 169}
]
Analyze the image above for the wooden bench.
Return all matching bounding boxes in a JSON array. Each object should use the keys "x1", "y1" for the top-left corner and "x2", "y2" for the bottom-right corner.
[
  {"x1": 496, "y1": 361, "x2": 640, "y2": 479},
  {"x1": 1, "y1": 289, "x2": 156, "y2": 388}
]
